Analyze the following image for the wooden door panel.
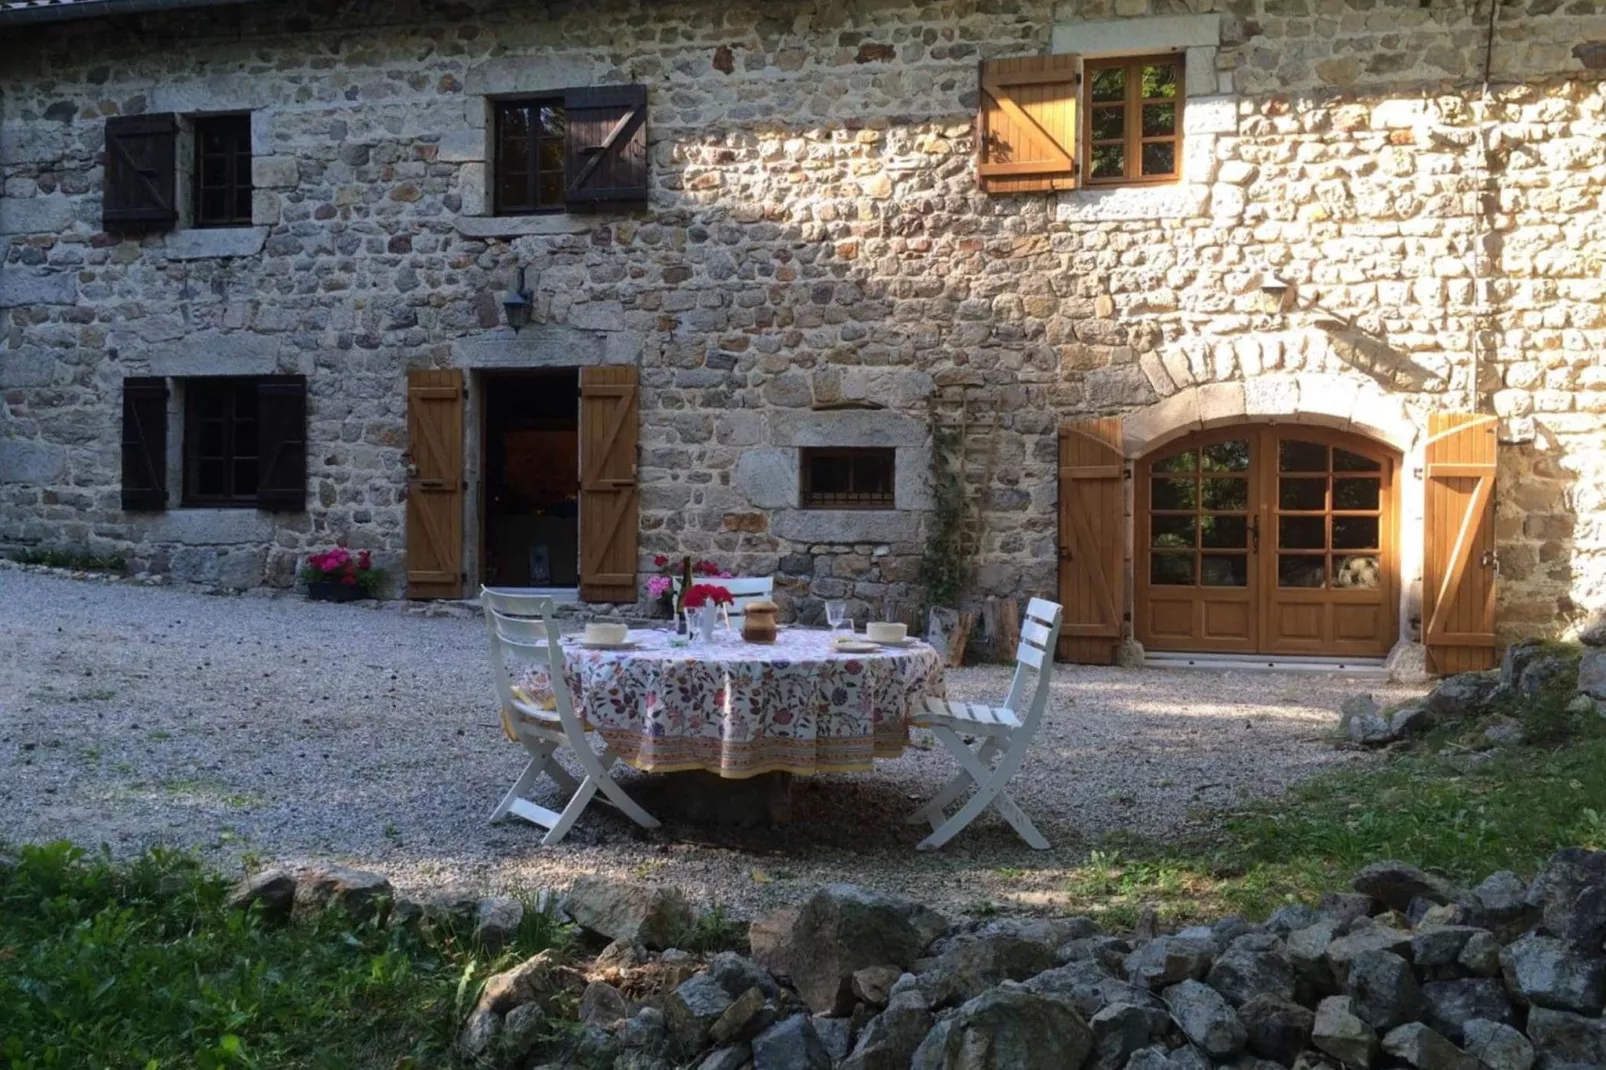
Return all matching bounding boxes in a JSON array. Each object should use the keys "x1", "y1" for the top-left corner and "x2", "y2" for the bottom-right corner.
[
  {"x1": 406, "y1": 369, "x2": 464, "y2": 599},
  {"x1": 1423, "y1": 414, "x2": 1498, "y2": 674},
  {"x1": 1057, "y1": 419, "x2": 1124, "y2": 664},
  {"x1": 579, "y1": 366, "x2": 639, "y2": 603},
  {"x1": 1203, "y1": 601, "x2": 1253, "y2": 643},
  {"x1": 1335, "y1": 605, "x2": 1381, "y2": 642}
]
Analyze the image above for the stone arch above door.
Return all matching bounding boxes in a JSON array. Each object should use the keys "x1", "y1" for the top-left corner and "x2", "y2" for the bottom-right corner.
[{"x1": 1120, "y1": 374, "x2": 1422, "y2": 460}]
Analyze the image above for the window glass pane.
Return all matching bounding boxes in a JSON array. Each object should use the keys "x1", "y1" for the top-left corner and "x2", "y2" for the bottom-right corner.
[
  {"x1": 200, "y1": 126, "x2": 230, "y2": 154},
  {"x1": 538, "y1": 105, "x2": 566, "y2": 138},
  {"x1": 1201, "y1": 515, "x2": 1247, "y2": 549},
  {"x1": 1333, "y1": 554, "x2": 1381, "y2": 590},
  {"x1": 1278, "y1": 555, "x2": 1325, "y2": 588},
  {"x1": 1090, "y1": 144, "x2": 1124, "y2": 179},
  {"x1": 1333, "y1": 448, "x2": 1381, "y2": 472},
  {"x1": 853, "y1": 455, "x2": 892, "y2": 495},
  {"x1": 1141, "y1": 141, "x2": 1176, "y2": 176},
  {"x1": 233, "y1": 459, "x2": 258, "y2": 495},
  {"x1": 498, "y1": 173, "x2": 530, "y2": 211},
  {"x1": 234, "y1": 387, "x2": 258, "y2": 422},
  {"x1": 197, "y1": 459, "x2": 226, "y2": 496},
  {"x1": 1151, "y1": 515, "x2": 1196, "y2": 549},
  {"x1": 1201, "y1": 554, "x2": 1248, "y2": 587},
  {"x1": 1332, "y1": 516, "x2": 1380, "y2": 550},
  {"x1": 1151, "y1": 553, "x2": 1194, "y2": 586},
  {"x1": 198, "y1": 420, "x2": 224, "y2": 455},
  {"x1": 1279, "y1": 516, "x2": 1326, "y2": 550},
  {"x1": 1279, "y1": 477, "x2": 1326, "y2": 512},
  {"x1": 1152, "y1": 450, "x2": 1196, "y2": 473},
  {"x1": 1150, "y1": 477, "x2": 1195, "y2": 511},
  {"x1": 538, "y1": 172, "x2": 565, "y2": 208},
  {"x1": 1142, "y1": 63, "x2": 1179, "y2": 99},
  {"x1": 236, "y1": 188, "x2": 254, "y2": 221},
  {"x1": 1202, "y1": 440, "x2": 1249, "y2": 471},
  {"x1": 539, "y1": 139, "x2": 565, "y2": 173},
  {"x1": 500, "y1": 105, "x2": 530, "y2": 138},
  {"x1": 1202, "y1": 477, "x2": 1247, "y2": 512},
  {"x1": 1091, "y1": 106, "x2": 1125, "y2": 141},
  {"x1": 1333, "y1": 478, "x2": 1380, "y2": 511},
  {"x1": 195, "y1": 387, "x2": 226, "y2": 419},
  {"x1": 1142, "y1": 102, "x2": 1177, "y2": 136},
  {"x1": 1090, "y1": 66, "x2": 1125, "y2": 102},
  {"x1": 810, "y1": 455, "x2": 850, "y2": 494},
  {"x1": 1279, "y1": 440, "x2": 1328, "y2": 472},
  {"x1": 200, "y1": 190, "x2": 227, "y2": 222}
]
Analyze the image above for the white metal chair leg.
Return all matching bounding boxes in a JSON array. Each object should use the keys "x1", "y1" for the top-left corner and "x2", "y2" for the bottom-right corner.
[
  {"x1": 917, "y1": 726, "x2": 1047, "y2": 851},
  {"x1": 576, "y1": 743, "x2": 661, "y2": 829},
  {"x1": 906, "y1": 738, "x2": 999, "y2": 824},
  {"x1": 490, "y1": 750, "x2": 548, "y2": 823}
]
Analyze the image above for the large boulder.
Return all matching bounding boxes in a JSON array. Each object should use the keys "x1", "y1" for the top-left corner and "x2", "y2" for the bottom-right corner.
[
  {"x1": 910, "y1": 987, "x2": 1093, "y2": 1070},
  {"x1": 1325, "y1": 924, "x2": 1413, "y2": 984},
  {"x1": 1460, "y1": 1019, "x2": 1534, "y2": 1070},
  {"x1": 1206, "y1": 933, "x2": 1297, "y2": 1007},
  {"x1": 1524, "y1": 847, "x2": 1606, "y2": 949},
  {"x1": 1086, "y1": 1003, "x2": 1156, "y2": 1070},
  {"x1": 1424, "y1": 672, "x2": 1498, "y2": 720},
  {"x1": 227, "y1": 868, "x2": 296, "y2": 924},
  {"x1": 1412, "y1": 925, "x2": 1488, "y2": 968},
  {"x1": 666, "y1": 973, "x2": 736, "y2": 1050},
  {"x1": 1124, "y1": 935, "x2": 1216, "y2": 990},
  {"x1": 756, "y1": 885, "x2": 948, "y2": 1014},
  {"x1": 841, "y1": 990, "x2": 935, "y2": 1070},
  {"x1": 1524, "y1": 1007, "x2": 1606, "y2": 1067},
  {"x1": 1352, "y1": 861, "x2": 1464, "y2": 913},
  {"x1": 294, "y1": 864, "x2": 393, "y2": 922},
  {"x1": 1381, "y1": 1022, "x2": 1478, "y2": 1070},
  {"x1": 913, "y1": 930, "x2": 1059, "y2": 1006},
  {"x1": 563, "y1": 877, "x2": 696, "y2": 950},
  {"x1": 1577, "y1": 612, "x2": 1606, "y2": 647},
  {"x1": 477, "y1": 949, "x2": 567, "y2": 1015},
  {"x1": 1238, "y1": 994, "x2": 1315, "y2": 1065},
  {"x1": 1163, "y1": 979, "x2": 1246, "y2": 1057},
  {"x1": 1577, "y1": 649, "x2": 1606, "y2": 700},
  {"x1": 751, "y1": 1014, "x2": 831, "y2": 1070},
  {"x1": 1498, "y1": 934, "x2": 1606, "y2": 1013},
  {"x1": 1420, "y1": 979, "x2": 1513, "y2": 1045},
  {"x1": 1312, "y1": 996, "x2": 1379, "y2": 1069},
  {"x1": 474, "y1": 896, "x2": 524, "y2": 951},
  {"x1": 1346, "y1": 949, "x2": 1425, "y2": 1031}
]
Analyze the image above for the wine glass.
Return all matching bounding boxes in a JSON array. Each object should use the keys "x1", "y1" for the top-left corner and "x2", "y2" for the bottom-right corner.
[{"x1": 825, "y1": 600, "x2": 849, "y2": 634}]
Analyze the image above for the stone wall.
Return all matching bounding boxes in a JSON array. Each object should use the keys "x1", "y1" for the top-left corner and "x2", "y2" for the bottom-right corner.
[{"x1": 2, "y1": 0, "x2": 1605, "y2": 641}]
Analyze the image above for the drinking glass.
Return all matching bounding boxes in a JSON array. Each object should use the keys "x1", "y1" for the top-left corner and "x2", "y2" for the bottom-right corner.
[{"x1": 825, "y1": 600, "x2": 849, "y2": 633}]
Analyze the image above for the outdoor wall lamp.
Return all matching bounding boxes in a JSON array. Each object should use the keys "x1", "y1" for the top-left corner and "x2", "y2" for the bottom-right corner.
[
  {"x1": 1259, "y1": 276, "x2": 1292, "y2": 314},
  {"x1": 1259, "y1": 275, "x2": 1354, "y2": 328},
  {"x1": 502, "y1": 265, "x2": 533, "y2": 333}
]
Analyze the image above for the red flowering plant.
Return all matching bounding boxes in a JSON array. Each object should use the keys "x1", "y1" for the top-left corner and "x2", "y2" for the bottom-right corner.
[
  {"x1": 647, "y1": 554, "x2": 730, "y2": 614},
  {"x1": 680, "y1": 583, "x2": 735, "y2": 610},
  {"x1": 299, "y1": 546, "x2": 385, "y2": 596}
]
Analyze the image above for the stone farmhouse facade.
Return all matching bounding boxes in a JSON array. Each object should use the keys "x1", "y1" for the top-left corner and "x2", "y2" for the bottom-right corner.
[{"x1": 2, "y1": 0, "x2": 1604, "y2": 673}]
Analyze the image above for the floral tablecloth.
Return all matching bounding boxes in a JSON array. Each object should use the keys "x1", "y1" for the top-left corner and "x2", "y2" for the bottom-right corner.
[{"x1": 515, "y1": 628, "x2": 944, "y2": 779}]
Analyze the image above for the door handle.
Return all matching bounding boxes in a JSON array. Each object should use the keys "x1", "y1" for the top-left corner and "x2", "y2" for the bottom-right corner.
[
  {"x1": 418, "y1": 479, "x2": 445, "y2": 490},
  {"x1": 1249, "y1": 515, "x2": 1261, "y2": 553}
]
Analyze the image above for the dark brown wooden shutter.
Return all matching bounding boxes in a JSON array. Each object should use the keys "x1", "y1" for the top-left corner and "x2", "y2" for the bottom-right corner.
[
  {"x1": 580, "y1": 366, "x2": 639, "y2": 603},
  {"x1": 256, "y1": 376, "x2": 307, "y2": 512},
  {"x1": 564, "y1": 85, "x2": 649, "y2": 207},
  {"x1": 978, "y1": 54, "x2": 1081, "y2": 194},
  {"x1": 1057, "y1": 418, "x2": 1125, "y2": 664},
  {"x1": 406, "y1": 369, "x2": 465, "y2": 599},
  {"x1": 103, "y1": 114, "x2": 179, "y2": 231},
  {"x1": 1424, "y1": 413, "x2": 1498, "y2": 675},
  {"x1": 121, "y1": 376, "x2": 168, "y2": 511}
]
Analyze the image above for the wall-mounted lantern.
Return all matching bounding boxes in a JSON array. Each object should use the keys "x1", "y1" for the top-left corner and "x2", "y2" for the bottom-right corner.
[{"x1": 502, "y1": 265, "x2": 533, "y2": 333}]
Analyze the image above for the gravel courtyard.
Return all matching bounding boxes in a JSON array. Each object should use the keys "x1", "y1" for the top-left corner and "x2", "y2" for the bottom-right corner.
[{"x1": 0, "y1": 566, "x2": 1425, "y2": 917}]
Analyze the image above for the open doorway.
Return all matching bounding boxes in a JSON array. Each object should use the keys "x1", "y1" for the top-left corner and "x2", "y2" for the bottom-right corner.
[{"x1": 480, "y1": 369, "x2": 580, "y2": 590}]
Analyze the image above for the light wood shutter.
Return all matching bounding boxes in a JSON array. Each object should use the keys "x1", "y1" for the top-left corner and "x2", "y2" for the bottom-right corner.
[
  {"x1": 120, "y1": 376, "x2": 168, "y2": 511},
  {"x1": 977, "y1": 54, "x2": 1081, "y2": 195},
  {"x1": 1058, "y1": 418, "x2": 1125, "y2": 664},
  {"x1": 579, "y1": 366, "x2": 639, "y2": 603},
  {"x1": 256, "y1": 376, "x2": 307, "y2": 512},
  {"x1": 1423, "y1": 413, "x2": 1498, "y2": 675},
  {"x1": 103, "y1": 114, "x2": 179, "y2": 231},
  {"x1": 564, "y1": 84, "x2": 649, "y2": 207},
  {"x1": 405, "y1": 369, "x2": 464, "y2": 600}
]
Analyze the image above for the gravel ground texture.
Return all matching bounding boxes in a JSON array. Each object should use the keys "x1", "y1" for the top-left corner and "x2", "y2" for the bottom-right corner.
[{"x1": 0, "y1": 565, "x2": 1427, "y2": 917}]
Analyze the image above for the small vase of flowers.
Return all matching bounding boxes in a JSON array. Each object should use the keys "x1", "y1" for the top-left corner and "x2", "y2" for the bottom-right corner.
[
  {"x1": 681, "y1": 582, "x2": 734, "y2": 642},
  {"x1": 647, "y1": 555, "x2": 731, "y2": 626},
  {"x1": 300, "y1": 547, "x2": 384, "y2": 602}
]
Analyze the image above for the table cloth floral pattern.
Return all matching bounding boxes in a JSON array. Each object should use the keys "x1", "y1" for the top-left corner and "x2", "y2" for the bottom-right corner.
[{"x1": 514, "y1": 628, "x2": 944, "y2": 778}]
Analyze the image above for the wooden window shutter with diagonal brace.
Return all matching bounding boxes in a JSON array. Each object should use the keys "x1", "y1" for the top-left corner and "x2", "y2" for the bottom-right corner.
[
  {"x1": 564, "y1": 84, "x2": 649, "y2": 208},
  {"x1": 1423, "y1": 413, "x2": 1499, "y2": 675},
  {"x1": 1057, "y1": 419, "x2": 1125, "y2": 664},
  {"x1": 977, "y1": 54, "x2": 1081, "y2": 195},
  {"x1": 405, "y1": 369, "x2": 464, "y2": 599},
  {"x1": 580, "y1": 366, "x2": 639, "y2": 603},
  {"x1": 121, "y1": 376, "x2": 169, "y2": 511},
  {"x1": 104, "y1": 114, "x2": 179, "y2": 231}
]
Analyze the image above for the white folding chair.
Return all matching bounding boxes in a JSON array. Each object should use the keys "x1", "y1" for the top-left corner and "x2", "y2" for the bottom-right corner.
[
  {"x1": 672, "y1": 576, "x2": 775, "y2": 628},
  {"x1": 480, "y1": 587, "x2": 659, "y2": 845},
  {"x1": 906, "y1": 597, "x2": 1064, "y2": 851}
]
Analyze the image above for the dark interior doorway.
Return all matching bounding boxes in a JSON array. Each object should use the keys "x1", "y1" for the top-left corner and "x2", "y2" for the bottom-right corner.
[{"x1": 481, "y1": 369, "x2": 580, "y2": 588}]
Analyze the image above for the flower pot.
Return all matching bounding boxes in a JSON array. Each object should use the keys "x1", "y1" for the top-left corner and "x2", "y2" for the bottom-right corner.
[{"x1": 308, "y1": 580, "x2": 367, "y2": 603}]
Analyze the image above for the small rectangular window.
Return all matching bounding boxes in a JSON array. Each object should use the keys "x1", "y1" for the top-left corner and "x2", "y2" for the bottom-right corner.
[
  {"x1": 192, "y1": 114, "x2": 254, "y2": 228},
  {"x1": 1084, "y1": 54, "x2": 1184, "y2": 186},
  {"x1": 800, "y1": 448, "x2": 896, "y2": 510},
  {"x1": 494, "y1": 98, "x2": 568, "y2": 215},
  {"x1": 184, "y1": 378, "x2": 262, "y2": 505}
]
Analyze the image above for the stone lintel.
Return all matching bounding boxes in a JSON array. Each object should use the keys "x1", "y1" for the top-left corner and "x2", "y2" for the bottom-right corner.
[
  {"x1": 771, "y1": 509, "x2": 921, "y2": 545},
  {"x1": 452, "y1": 323, "x2": 639, "y2": 368},
  {"x1": 768, "y1": 409, "x2": 927, "y2": 449},
  {"x1": 159, "y1": 227, "x2": 269, "y2": 261},
  {"x1": 135, "y1": 508, "x2": 280, "y2": 545},
  {"x1": 453, "y1": 213, "x2": 594, "y2": 238},
  {"x1": 1050, "y1": 14, "x2": 1222, "y2": 57}
]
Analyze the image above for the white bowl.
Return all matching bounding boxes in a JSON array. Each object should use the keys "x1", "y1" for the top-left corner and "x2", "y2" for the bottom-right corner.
[
  {"x1": 866, "y1": 621, "x2": 907, "y2": 644},
  {"x1": 583, "y1": 623, "x2": 628, "y2": 645}
]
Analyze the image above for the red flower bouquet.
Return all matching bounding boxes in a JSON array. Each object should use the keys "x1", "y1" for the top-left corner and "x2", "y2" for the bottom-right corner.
[{"x1": 681, "y1": 583, "x2": 735, "y2": 610}]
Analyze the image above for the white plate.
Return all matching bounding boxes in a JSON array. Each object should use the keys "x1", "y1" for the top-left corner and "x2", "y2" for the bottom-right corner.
[
  {"x1": 578, "y1": 639, "x2": 639, "y2": 650},
  {"x1": 872, "y1": 637, "x2": 914, "y2": 647},
  {"x1": 833, "y1": 640, "x2": 879, "y2": 654}
]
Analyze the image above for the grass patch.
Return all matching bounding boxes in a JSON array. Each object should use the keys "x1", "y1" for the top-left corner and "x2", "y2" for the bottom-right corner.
[
  {"x1": 0, "y1": 842, "x2": 569, "y2": 1069},
  {"x1": 10, "y1": 549, "x2": 128, "y2": 573},
  {"x1": 1062, "y1": 690, "x2": 1606, "y2": 928}
]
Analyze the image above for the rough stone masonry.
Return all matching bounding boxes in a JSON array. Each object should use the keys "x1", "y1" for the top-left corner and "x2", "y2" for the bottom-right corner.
[{"x1": 2, "y1": 0, "x2": 1605, "y2": 639}]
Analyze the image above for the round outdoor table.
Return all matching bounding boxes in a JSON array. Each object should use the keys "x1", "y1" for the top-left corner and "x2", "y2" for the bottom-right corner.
[{"x1": 521, "y1": 627, "x2": 944, "y2": 779}]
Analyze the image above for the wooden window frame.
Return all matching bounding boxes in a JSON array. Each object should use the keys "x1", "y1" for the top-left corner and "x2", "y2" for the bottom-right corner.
[
  {"x1": 183, "y1": 377, "x2": 263, "y2": 507},
  {"x1": 192, "y1": 114, "x2": 254, "y2": 229},
  {"x1": 799, "y1": 447, "x2": 897, "y2": 511},
  {"x1": 1082, "y1": 53, "x2": 1184, "y2": 187},
  {"x1": 493, "y1": 97, "x2": 568, "y2": 216}
]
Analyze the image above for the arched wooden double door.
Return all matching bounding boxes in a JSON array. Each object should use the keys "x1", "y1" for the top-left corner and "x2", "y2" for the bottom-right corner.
[{"x1": 1135, "y1": 425, "x2": 1399, "y2": 657}]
